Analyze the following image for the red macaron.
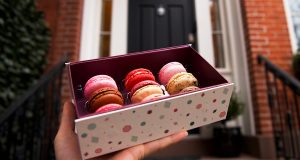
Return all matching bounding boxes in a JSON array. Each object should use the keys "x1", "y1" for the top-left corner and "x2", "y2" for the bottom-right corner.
[{"x1": 124, "y1": 68, "x2": 155, "y2": 91}]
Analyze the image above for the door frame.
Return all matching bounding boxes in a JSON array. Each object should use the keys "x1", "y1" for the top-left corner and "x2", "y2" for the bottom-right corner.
[{"x1": 79, "y1": 0, "x2": 255, "y2": 135}]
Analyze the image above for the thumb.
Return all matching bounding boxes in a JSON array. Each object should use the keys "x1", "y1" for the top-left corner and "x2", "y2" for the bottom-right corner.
[{"x1": 58, "y1": 101, "x2": 76, "y2": 133}]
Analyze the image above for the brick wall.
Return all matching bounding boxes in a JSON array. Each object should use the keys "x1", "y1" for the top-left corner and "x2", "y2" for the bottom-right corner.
[
  {"x1": 37, "y1": 0, "x2": 83, "y2": 102},
  {"x1": 241, "y1": 0, "x2": 293, "y2": 134}
]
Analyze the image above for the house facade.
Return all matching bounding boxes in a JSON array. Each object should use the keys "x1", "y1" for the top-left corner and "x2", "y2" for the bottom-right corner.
[{"x1": 37, "y1": 0, "x2": 299, "y2": 158}]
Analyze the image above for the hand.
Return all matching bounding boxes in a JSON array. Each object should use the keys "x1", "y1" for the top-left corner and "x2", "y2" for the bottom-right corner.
[{"x1": 54, "y1": 101, "x2": 188, "y2": 160}]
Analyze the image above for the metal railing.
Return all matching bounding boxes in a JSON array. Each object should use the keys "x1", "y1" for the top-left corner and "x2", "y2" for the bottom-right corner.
[
  {"x1": 258, "y1": 55, "x2": 300, "y2": 159},
  {"x1": 0, "y1": 56, "x2": 68, "y2": 160}
]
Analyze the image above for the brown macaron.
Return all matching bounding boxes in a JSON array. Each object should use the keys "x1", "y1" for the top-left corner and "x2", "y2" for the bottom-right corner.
[
  {"x1": 166, "y1": 72, "x2": 198, "y2": 95},
  {"x1": 88, "y1": 87, "x2": 124, "y2": 112}
]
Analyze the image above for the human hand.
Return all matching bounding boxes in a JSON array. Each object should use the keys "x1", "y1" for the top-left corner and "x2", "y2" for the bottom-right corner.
[{"x1": 54, "y1": 101, "x2": 188, "y2": 160}]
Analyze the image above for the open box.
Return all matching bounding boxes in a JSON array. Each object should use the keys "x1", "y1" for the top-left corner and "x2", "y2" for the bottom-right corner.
[{"x1": 67, "y1": 45, "x2": 234, "y2": 159}]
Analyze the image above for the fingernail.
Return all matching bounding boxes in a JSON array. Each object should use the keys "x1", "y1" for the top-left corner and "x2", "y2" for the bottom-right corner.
[{"x1": 183, "y1": 131, "x2": 188, "y2": 137}]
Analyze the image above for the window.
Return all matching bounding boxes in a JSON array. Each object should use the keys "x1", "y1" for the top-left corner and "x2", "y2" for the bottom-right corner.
[
  {"x1": 286, "y1": 0, "x2": 300, "y2": 52},
  {"x1": 99, "y1": 0, "x2": 113, "y2": 57},
  {"x1": 210, "y1": 0, "x2": 227, "y2": 69}
]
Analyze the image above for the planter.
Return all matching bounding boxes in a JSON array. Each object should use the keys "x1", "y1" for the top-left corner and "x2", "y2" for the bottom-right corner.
[{"x1": 213, "y1": 126, "x2": 242, "y2": 157}]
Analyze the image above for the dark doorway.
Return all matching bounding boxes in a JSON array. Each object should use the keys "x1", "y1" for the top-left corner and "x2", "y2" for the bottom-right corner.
[{"x1": 128, "y1": 0, "x2": 197, "y2": 52}]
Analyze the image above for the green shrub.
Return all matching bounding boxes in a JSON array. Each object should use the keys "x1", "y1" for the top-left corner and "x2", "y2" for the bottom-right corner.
[
  {"x1": 0, "y1": 0, "x2": 50, "y2": 112},
  {"x1": 226, "y1": 92, "x2": 244, "y2": 121}
]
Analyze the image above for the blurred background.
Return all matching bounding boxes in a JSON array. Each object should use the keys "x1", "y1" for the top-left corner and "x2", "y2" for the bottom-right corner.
[{"x1": 1, "y1": 0, "x2": 300, "y2": 159}]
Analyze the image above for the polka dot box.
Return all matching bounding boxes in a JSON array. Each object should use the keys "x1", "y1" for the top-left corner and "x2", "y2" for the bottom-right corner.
[{"x1": 67, "y1": 45, "x2": 234, "y2": 159}]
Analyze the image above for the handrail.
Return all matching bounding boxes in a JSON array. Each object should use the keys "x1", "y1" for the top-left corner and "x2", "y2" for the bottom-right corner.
[
  {"x1": 0, "y1": 55, "x2": 68, "y2": 125},
  {"x1": 257, "y1": 55, "x2": 300, "y2": 95},
  {"x1": 258, "y1": 54, "x2": 300, "y2": 159}
]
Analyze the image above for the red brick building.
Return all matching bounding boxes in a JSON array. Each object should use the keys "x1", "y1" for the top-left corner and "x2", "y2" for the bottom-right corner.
[{"x1": 37, "y1": 0, "x2": 299, "y2": 158}]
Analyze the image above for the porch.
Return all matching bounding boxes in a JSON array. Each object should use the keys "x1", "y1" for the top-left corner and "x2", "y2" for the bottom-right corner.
[{"x1": 0, "y1": 54, "x2": 299, "y2": 159}]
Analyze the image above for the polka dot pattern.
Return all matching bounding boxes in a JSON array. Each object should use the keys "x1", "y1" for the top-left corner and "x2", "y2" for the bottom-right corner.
[
  {"x1": 164, "y1": 102, "x2": 171, "y2": 108},
  {"x1": 95, "y1": 148, "x2": 102, "y2": 153},
  {"x1": 219, "y1": 111, "x2": 226, "y2": 118},
  {"x1": 131, "y1": 136, "x2": 138, "y2": 142},
  {"x1": 77, "y1": 85, "x2": 233, "y2": 159},
  {"x1": 213, "y1": 109, "x2": 217, "y2": 113},
  {"x1": 122, "y1": 125, "x2": 132, "y2": 132},
  {"x1": 196, "y1": 104, "x2": 202, "y2": 109},
  {"x1": 81, "y1": 133, "x2": 87, "y2": 138},
  {"x1": 221, "y1": 100, "x2": 226, "y2": 104},
  {"x1": 190, "y1": 122, "x2": 195, "y2": 126},
  {"x1": 140, "y1": 122, "x2": 146, "y2": 126},
  {"x1": 91, "y1": 137, "x2": 99, "y2": 143},
  {"x1": 87, "y1": 123, "x2": 96, "y2": 130}
]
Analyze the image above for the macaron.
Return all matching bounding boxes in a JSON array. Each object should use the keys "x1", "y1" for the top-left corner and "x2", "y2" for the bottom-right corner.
[
  {"x1": 84, "y1": 75, "x2": 118, "y2": 100},
  {"x1": 159, "y1": 62, "x2": 187, "y2": 85},
  {"x1": 179, "y1": 86, "x2": 200, "y2": 93},
  {"x1": 166, "y1": 72, "x2": 198, "y2": 95},
  {"x1": 130, "y1": 80, "x2": 159, "y2": 97},
  {"x1": 141, "y1": 93, "x2": 166, "y2": 102},
  {"x1": 88, "y1": 87, "x2": 124, "y2": 112},
  {"x1": 131, "y1": 85, "x2": 163, "y2": 103},
  {"x1": 95, "y1": 103, "x2": 123, "y2": 113},
  {"x1": 124, "y1": 68, "x2": 155, "y2": 91}
]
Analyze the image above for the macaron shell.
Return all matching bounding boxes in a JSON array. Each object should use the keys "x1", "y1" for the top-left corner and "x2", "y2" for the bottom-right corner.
[
  {"x1": 95, "y1": 103, "x2": 123, "y2": 113},
  {"x1": 166, "y1": 72, "x2": 198, "y2": 95},
  {"x1": 159, "y1": 62, "x2": 187, "y2": 85},
  {"x1": 179, "y1": 86, "x2": 200, "y2": 94},
  {"x1": 125, "y1": 68, "x2": 155, "y2": 91},
  {"x1": 125, "y1": 68, "x2": 152, "y2": 82},
  {"x1": 130, "y1": 80, "x2": 159, "y2": 97},
  {"x1": 131, "y1": 85, "x2": 163, "y2": 103},
  {"x1": 88, "y1": 88, "x2": 123, "y2": 112},
  {"x1": 84, "y1": 75, "x2": 118, "y2": 99},
  {"x1": 141, "y1": 93, "x2": 165, "y2": 102}
]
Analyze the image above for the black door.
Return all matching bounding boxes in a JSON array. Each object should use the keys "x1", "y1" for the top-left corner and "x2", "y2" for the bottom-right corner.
[{"x1": 128, "y1": 0, "x2": 197, "y2": 52}]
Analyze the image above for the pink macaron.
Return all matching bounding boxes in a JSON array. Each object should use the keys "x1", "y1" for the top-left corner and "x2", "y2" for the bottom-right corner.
[
  {"x1": 95, "y1": 103, "x2": 123, "y2": 113},
  {"x1": 84, "y1": 75, "x2": 118, "y2": 100},
  {"x1": 159, "y1": 62, "x2": 187, "y2": 85}
]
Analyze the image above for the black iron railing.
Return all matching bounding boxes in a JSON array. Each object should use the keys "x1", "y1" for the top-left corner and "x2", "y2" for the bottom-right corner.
[
  {"x1": 258, "y1": 55, "x2": 300, "y2": 159},
  {"x1": 0, "y1": 56, "x2": 68, "y2": 160}
]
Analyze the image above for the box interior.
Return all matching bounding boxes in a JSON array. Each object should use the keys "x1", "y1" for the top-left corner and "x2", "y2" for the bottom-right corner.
[{"x1": 68, "y1": 45, "x2": 228, "y2": 118}]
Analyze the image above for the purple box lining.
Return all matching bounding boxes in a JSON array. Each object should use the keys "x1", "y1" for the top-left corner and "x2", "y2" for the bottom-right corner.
[{"x1": 68, "y1": 45, "x2": 228, "y2": 118}]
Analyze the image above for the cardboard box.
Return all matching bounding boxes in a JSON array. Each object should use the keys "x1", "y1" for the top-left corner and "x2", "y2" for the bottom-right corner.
[{"x1": 67, "y1": 45, "x2": 234, "y2": 159}]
